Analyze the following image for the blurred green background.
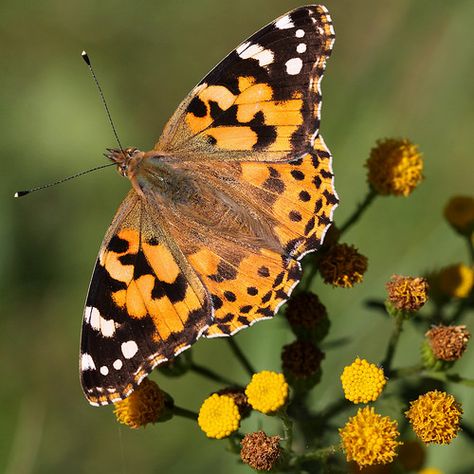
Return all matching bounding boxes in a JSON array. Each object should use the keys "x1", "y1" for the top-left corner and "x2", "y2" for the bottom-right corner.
[{"x1": 1, "y1": 0, "x2": 473, "y2": 472}]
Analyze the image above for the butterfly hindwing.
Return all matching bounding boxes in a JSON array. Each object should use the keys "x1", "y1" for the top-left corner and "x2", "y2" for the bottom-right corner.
[
  {"x1": 80, "y1": 192, "x2": 212, "y2": 406},
  {"x1": 155, "y1": 5, "x2": 335, "y2": 162}
]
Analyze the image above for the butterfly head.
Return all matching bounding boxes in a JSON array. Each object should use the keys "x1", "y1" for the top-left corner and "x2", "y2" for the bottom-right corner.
[{"x1": 106, "y1": 147, "x2": 144, "y2": 178}]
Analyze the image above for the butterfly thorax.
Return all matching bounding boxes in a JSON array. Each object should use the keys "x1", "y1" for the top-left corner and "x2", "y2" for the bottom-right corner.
[{"x1": 107, "y1": 147, "x2": 198, "y2": 203}]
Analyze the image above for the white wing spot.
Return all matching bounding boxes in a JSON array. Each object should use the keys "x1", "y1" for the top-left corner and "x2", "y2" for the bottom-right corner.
[
  {"x1": 81, "y1": 353, "x2": 96, "y2": 371},
  {"x1": 100, "y1": 366, "x2": 109, "y2": 376},
  {"x1": 238, "y1": 43, "x2": 274, "y2": 67},
  {"x1": 236, "y1": 41, "x2": 250, "y2": 55},
  {"x1": 121, "y1": 340, "x2": 138, "y2": 359},
  {"x1": 113, "y1": 359, "x2": 123, "y2": 370},
  {"x1": 85, "y1": 306, "x2": 117, "y2": 338},
  {"x1": 296, "y1": 43, "x2": 307, "y2": 54},
  {"x1": 295, "y1": 29, "x2": 305, "y2": 38},
  {"x1": 285, "y1": 57, "x2": 303, "y2": 75},
  {"x1": 275, "y1": 14, "x2": 294, "y2": 30}
]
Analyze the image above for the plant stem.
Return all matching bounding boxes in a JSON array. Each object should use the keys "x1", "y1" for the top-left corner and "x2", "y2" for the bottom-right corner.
[
  {"x1": 172, "y1": 405, "x2": 198, "y2": 420},
  {"x1": 278, "y1": 410, "x2": 294, "y2": 451},
  {"x1": 423, "y1": 371, "x2": 474, "y2": 387},
  {"x1": 227, "y1": 338, "x2": 256, "y2": 376},
  {"x1": 294, "y1": 444, "x2": 340, "y2": 463},
  {"x1": 381, "y1": 314, "x2": 404, "y2": 376},
  {"x1": 190, "y1": 362, "x2": 239, "y2": 387},
  {"x1": 339, "y1": 188, "x2": 377, "y2": 236}
]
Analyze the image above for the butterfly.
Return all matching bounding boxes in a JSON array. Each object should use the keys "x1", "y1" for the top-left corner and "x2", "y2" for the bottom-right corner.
[{"x1": 80, "y1": 4, "x2": 337, "y2": 406}]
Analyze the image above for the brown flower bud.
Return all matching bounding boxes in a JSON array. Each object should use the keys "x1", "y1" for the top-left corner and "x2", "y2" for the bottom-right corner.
[
  {"x1": 426, "y1": 325, "x2": 470, "y2": 361},
  {"x1": 281, "y1": 340, "x2": 324, "y2": 379},
  {"x1": 386, "y1": 275, "x2": 428, "y2": 312},
  {"x1": 240, "y1": 431, "x2": 281, "y2": 471}
]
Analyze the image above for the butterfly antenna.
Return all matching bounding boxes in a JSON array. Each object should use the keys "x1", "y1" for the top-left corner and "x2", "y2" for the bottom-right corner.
[
  {"x1": 14, "y1": 163, "x2": 115, "y2": 198},
  {"x1": 81, "y1": 50, "x2": 124, "y2": 153}
]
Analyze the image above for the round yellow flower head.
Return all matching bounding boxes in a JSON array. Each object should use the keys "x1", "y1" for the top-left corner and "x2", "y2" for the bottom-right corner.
[
  {"x1": 198, "y1": 394, "x2": 240, "y2": 439},
  {"x1": 245, "y1": 371, "x2": 289, "y2": 414},
  {"x1": 240, "y1": 431, "x2": 281, "y2": 471},
  {"x1": 341, "y1": 358, "x2": 386, "y2": 404},
  {"x1": 319, "y1": 243, "x2": 368, "y2": 288},
  {"x1": 339, "y1": 406, "x2": 402, "y2": 468},
  {"x1": 437, "y1": 263, "x2": 474, "y2": 299},
  {"x1": 444, "y1": 195, "x2": 474, "y2": 235},
  {"x1": 114, "y1": 378, "x2": 167, "y2": 429},
  {"x1": 405, "y1": 390, "x2": 463, "y2": 444},
  {"x1": 386, "y1": 275, "x2": 429, "y2": 313},
  {"x1": 366, "y1": 138, "x2": 423, "y2": 196}
]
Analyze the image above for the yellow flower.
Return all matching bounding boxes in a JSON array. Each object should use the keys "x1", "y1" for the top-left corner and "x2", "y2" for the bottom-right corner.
[
  {"x1": 385, "y1": 275, "x2": 428, "y2": 313},
  {"x1": 341, "y1": 358, "x2": 386, "y2": 404},
  {"x1": 339, "y1": 407, "x2": 402, "y2": 467},
  {"x1": 245, "y1": 371, "x2": 288, "y2": 414},
  {"x1": 366, "y1": 138, "x2": 423, "y2": 196},
  {"x1": 438, "y1": 263, "x2": 474, "y2": 298},
  {"x1": 319, "y1": 243, "x2": 368, "y2": 288},
  {"x1": 405, "y1": 390, "x2": 462, "y2": 444},
  {"x1": 444, "y1": 195, "x2": 474, "y2": 235},
  {"x1": 418, "y1": 468, "x2": 443, "y2": 474},
  {"x1": 198, "y1": 394, "x2": 240, "y2": 439},
  {"x1": 114, "y1": 378, "x2": 167, "y2": 429},
  {"x1": 240, "y1": 431, "x2": 281, "y2": 471}
]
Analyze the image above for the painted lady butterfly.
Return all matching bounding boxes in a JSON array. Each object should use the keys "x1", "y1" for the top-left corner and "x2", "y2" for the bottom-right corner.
[{"x1": 81, "y1": 4, "x2": 337, "y2": 406}]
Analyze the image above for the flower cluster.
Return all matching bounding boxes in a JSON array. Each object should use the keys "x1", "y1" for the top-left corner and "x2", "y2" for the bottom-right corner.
[{"x1": 106, "y1": 139, "x2": 471, "y2": 473}]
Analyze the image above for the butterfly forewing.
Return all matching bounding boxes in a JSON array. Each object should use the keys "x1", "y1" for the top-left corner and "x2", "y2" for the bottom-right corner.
[
  {"x1": 81, "y1": 193, "x2": 212, "y2": 406},
  {"x1": 155, "y1": 5, "x2": 335, "y2": 161}
]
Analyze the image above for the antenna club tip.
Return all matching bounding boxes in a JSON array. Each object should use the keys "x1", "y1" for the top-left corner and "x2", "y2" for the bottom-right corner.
[
  {"x1": 14, "y1": 191, "x2": 29, "y2": 198},
  {"x1": 81, "y1": 51, "x2": 91, "y2": 65}
]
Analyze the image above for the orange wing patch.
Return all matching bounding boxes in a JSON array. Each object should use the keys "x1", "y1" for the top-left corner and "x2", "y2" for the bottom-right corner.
[
  {"x1": 188, "y1": 246, "x2": 301, "y2": 338},
  {"x1": 239, "y1": 135, "x2": 338, "y2": 258}
]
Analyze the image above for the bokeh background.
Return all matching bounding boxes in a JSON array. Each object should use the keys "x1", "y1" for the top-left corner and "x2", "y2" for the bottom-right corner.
[{"x1": 1, "y1": 0, "x2": 473, "y2": 472}]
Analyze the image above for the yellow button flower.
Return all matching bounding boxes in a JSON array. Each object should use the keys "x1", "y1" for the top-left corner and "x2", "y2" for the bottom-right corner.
[
  {"x1": 405, "y1": 390, "x2": 462, "y2": 444},
  {"x1": 198, "y1": 394, "x2": 241, "y2": 439},
  {"x1": 341, "y1": 358, "x2": 386, "y2": 404},
  {"x1": 444, "y1": 195, "x2": 474, "y2": 235},
  {"x1": 419, "y1": 468, "x2": 443, "y2": 474},
  {"x1": 319, "y1": 243, "x2": 368, "y2": 288},
  {"x1": 437, "y1": 263, "x2": 474, "y2": 299},
  {"x1": 245, "y1": 371, "x2": 288, "y2": 414},
  {"x1": 339, "y1": 406, "x2": 402, "y2": 467},
  {"x1": 366, "y1": 138, "x2": 423, "y2": 196},
  {"x1": 114, "y1": 378, "x2": 167, "y2": 429}
]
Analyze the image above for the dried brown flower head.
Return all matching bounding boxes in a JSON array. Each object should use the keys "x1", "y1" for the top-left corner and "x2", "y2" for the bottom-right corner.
[
  {"x1": 240, "y1": 431, "x2": 281, "y2": 471},
  {"x1": 426, "y1": 325, "x2": 470, "y2": 361}
]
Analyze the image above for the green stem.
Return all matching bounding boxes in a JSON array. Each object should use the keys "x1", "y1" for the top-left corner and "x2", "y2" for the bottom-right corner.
[
  {"x1": 381, "y1": 314, "x2": 404, "y2": 376},
  {"x1": 278, "y1": 410, "x2": 294, "y2": 451},
  {"x1": 226, "y1": 338, "x2": 256, "y2": 376},
  {"x1": 172, "y1": 405, "x2": 198, "y2": 420},
  {"x1": 190, "y1": 362, "x2": 239, "y2": 387},
  {"x1": 294, "y1": 444, "x2": 340, "y2": 463},
  {"x1": 339, "y1": 188, "x2": 377, "y2": 236},
  {"x1": 423, "y1": 371, "x2": 474, "y2": 387}
]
